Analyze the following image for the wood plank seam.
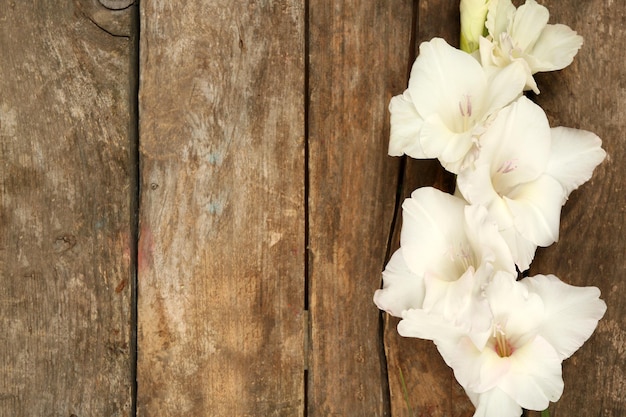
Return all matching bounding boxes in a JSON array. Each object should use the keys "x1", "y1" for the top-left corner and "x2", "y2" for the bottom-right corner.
[
  {"x1": 304, "y1": 1, "x2": 311, "y2": 415},
  {"x1": 128, "y1": 3, "x2": 140, "y2": 417}
]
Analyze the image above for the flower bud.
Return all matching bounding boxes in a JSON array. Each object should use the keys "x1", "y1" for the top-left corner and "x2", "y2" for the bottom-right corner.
[{"x1": 460, "y1": 0, "x2": 490, "y2": 53}]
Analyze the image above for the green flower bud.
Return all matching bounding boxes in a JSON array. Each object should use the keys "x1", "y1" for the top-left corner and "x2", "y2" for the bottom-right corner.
[{"x1": 460, "y1": 0, "x2": 490, "y2": 53}]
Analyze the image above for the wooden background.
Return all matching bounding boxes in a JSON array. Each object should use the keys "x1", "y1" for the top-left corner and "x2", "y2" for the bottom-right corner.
[{"x1": 1, "y1": 1, "x2": 624, "y2": 416}]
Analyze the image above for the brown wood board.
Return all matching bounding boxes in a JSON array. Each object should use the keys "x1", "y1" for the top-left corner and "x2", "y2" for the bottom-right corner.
[
  {"x1": 0, "y1": 2, "x2": 134, "y2": 416},
  {"x1": 307, "y1": 1, "x2": 413, "y2": 415},
  {"x1": 137, "y1": 1, "x2": 306, "y2": 416},
  {"x1": 1, "y1": 0, "x2": 624, "y2": 416}
]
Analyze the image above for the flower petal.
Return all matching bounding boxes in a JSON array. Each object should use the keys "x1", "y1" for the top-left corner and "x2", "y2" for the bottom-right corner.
[
  {"x1": 498, "y1": 227, "x2": 537, "y2": 272},
  {"x1": 457, "y1": 162, "x2": 501, "y2": 208},
  {"x1": 486, "y1": 0, "x2": 516, "y2": 38},
  {"x1": 420, "y1": 114, "x2": 473, "y2": 170},
  {"x1": 498, "y1": 335, "x2": 564, "y2": 410},
  {"x1": 374, "y1": 249, "x2": 425, "y2": 317},
  {"x1": 400, "y1": 187, "x2": 467, "y2": 279},
  {"x1": 436, "y1": 334, "x2": 506, "y2": 392},
  {"x1": 504, "y1": 174, "x2": 564, "y2": 247},
  {"x1": 509, "y1": 0, "x2": 549, "y2": 51},
  {"x1": 545, "y1": 126, "x2": 606, "y2": 201},
  {"x1": 482, "y1": 61, "x2": 526, "y2": 117},
  {"x1": 521, "y1": 274, "x2": 607, "y2": 360},
  {"x1": 422, "y1": 266, "x2": 493, "y2": 340},
  {"x1": 471, "y1": 387, "x2": 523, "y2": 417},
  {"x1": 480, "y1": 97, "x2": 552, "y2": 193},
  {"x1": 422, "y1": 267, "x2": 473, "y2": 318},
  {"x1": 398, "y1": 308, "x2": 463, "y2": 342},
  {"x1": 388, "y1": 90, "x2": 426, "y2": 158},
  {"x1": 409, "y1": 37, "x2": 487, "y2": 128},
  {"x1": 464, "y1": 204, "x2": 516, "y2": 275},
  {"x1": 486, "y1": 272, "x2": 544, "y2": 347},
  {"x1": 402, "y1": 316, "x2": 490, "y2": 391},
  {"x1": 529, "y1": 24, "x2": 583, "y2": 72}
]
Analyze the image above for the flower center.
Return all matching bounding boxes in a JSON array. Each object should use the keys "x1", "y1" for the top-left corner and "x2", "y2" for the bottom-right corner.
[
  {"x1": 445, "y1": 242, "x2": 474, "y2": 279},
  {"x1": 493, "y1": 324, "x2": 514, "y2": 358},
  {"x1": 492, "y1": 158, "x2": 519, "y2": 196}
]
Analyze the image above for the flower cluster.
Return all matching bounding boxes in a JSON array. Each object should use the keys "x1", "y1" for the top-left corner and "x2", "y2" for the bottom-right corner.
[{"x1": 375, "y1": 1, "x2": 607, "y2": 416}]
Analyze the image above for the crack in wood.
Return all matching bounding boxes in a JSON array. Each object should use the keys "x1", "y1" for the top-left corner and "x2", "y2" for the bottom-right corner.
[{"x1": 75, "y1": 0, "x2": 132, "y2": 38}]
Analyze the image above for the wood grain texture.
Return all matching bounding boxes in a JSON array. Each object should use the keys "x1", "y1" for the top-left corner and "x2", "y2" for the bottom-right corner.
[
  {"x1": 528, "y1": 1, "x2": 626, "y2": 416},
  {"x1": 307, "y1": 2, "x2": 413, "y2": 416},
  {"x1": 137, "y1": 2, "x2": 305, "y2": 416},
  {"x1": 0, "y1": 2, "x2": 133, "y2": 416},
  {"x1": 3, "y1": 1, "x2": 622, "y2": 416}
]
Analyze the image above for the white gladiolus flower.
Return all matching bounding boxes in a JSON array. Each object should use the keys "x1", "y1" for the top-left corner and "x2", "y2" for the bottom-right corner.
[
  {"x1": 480, "y1": 0, "x2": 583, "y2": 93},
  {"x1": 389, "y1": 37, "x2": 526, "y2": 173},
  {"x1": 375, "y1": 3, "x2": 605, "y2": 414},
  {"x1": 374, "y1": 187, "x2": 516, "y2": 340},
  {"x1": 456, "y1": 96, "x2": 605, "y2": 271},
  {"x1": 398, "y1": 274, "x2": 606, "y2": 417}
]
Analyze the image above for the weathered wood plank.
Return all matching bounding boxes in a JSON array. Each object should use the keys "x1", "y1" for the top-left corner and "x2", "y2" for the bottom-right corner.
[
  {"x1": 528, "y1": 1, "x2": 626, "y2": 416},
  {"x1": 137, "y1": 2, "x2": 305, "y2": 416},
  {"x1": 0, "y1": 2, "x2": 134, "y2": 416},
  {"x1": 307, "y1": 2, "x2": 413, "y2": 415}
]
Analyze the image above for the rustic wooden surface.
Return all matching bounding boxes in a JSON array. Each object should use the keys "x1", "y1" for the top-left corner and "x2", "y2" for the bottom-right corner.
[
  {"x1": 137, "y1": 1, "x2": 305, "y2": 416},
  {"x1": 306, "y1": 1, "x2": 413, "y2": 416},
  {"x1": 2, "y1": 0, "x2": 624, "y2": 416},
  {"x1": 0, "y1": 1, "x2": 133, "y2": 416}
]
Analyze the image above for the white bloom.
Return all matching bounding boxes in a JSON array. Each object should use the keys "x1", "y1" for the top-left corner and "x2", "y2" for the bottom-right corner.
[
  {"x1": 456, "y1": 96, "x2": 605, "y2": 271},
  {"x1": 389, "y1": 37, "x2": 526, "y2": 173},
  {"x1": 480, "y1": 0, "x2": 583, "y2": 93},
  {"x1": 374, "y1": 187, "x2": 515, "y2": 339},
  {"x1": 398, "y1": 273, "x2": 606, "y2": 417}
]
